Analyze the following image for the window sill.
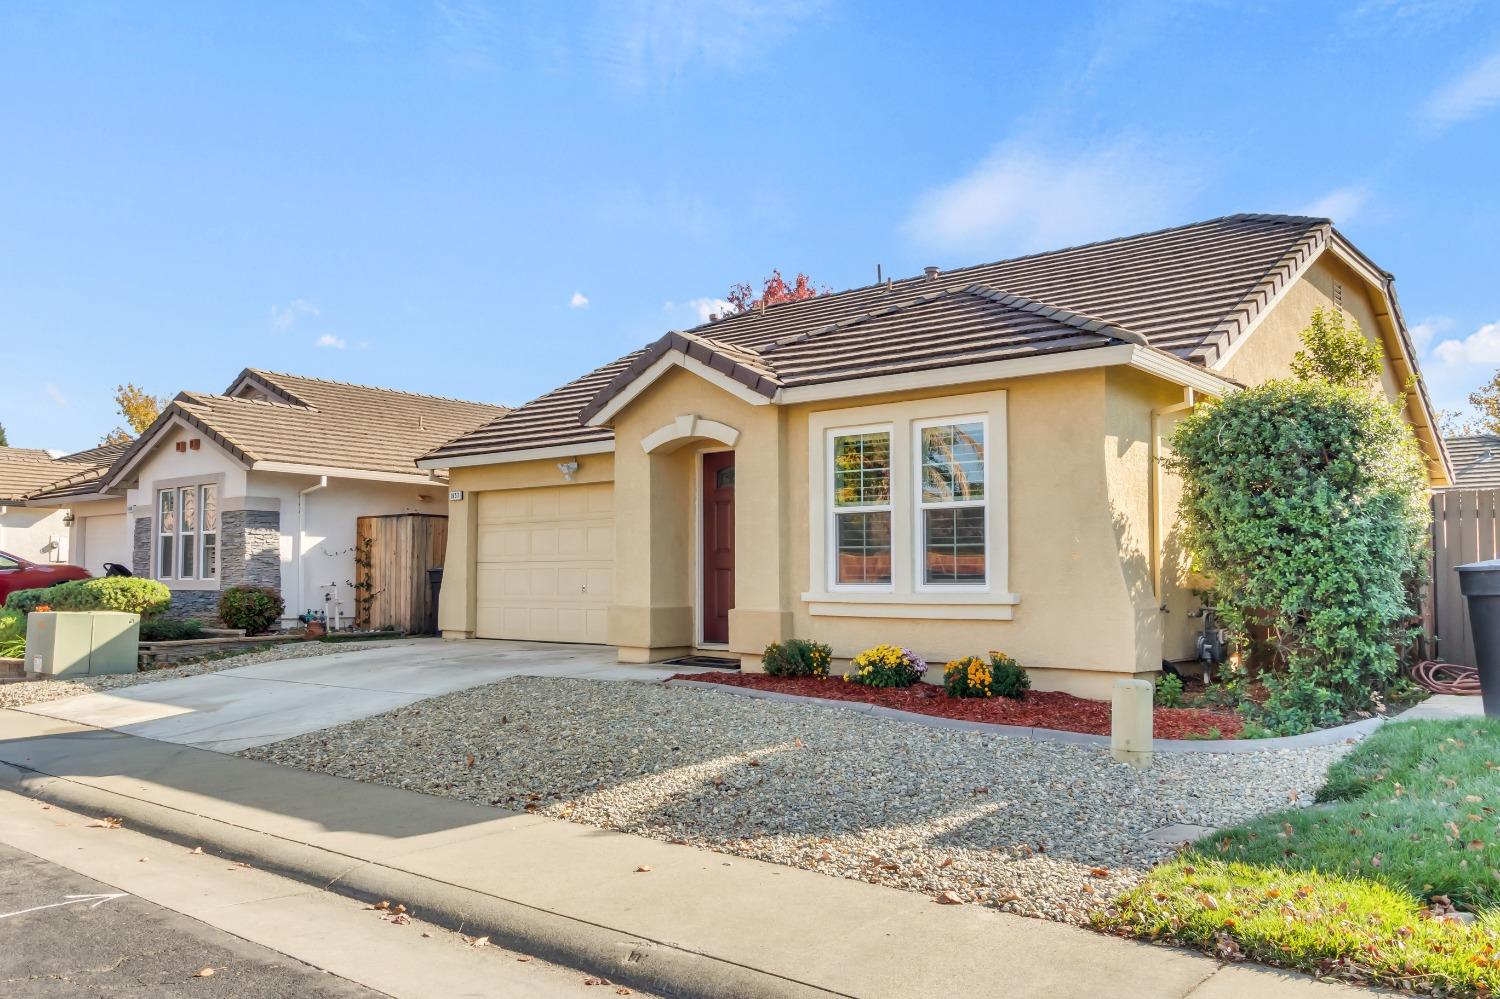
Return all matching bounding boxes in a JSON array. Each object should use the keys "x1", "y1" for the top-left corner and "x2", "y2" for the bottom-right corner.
[{"x1": 801, "y1": 590, "x2": 1020, "y2": 621}]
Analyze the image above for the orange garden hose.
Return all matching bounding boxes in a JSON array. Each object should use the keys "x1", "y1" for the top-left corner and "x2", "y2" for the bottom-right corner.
[{"x1": 1410, "y1": 660, "x2": 1482, "y2": 695}]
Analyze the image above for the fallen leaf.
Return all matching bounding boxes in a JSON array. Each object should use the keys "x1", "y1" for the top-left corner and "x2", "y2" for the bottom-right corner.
[
  {"x1": 89, "y1": 816, "x2": 123, "y2": 830},
  {"x1": 1195, "y1": 893, "x2": 1220, "y2": 911},
  {"x1": 635, "y1": 865, "x2": 652, "y2": 873},
  {"x1": 138, "y1": 857, "x2": 149, "y2": 863},
  {"x1": 616, "y1": 989, "x2": 632, "y2": 996},
  {"x1": 936, "y1": 890, "x2": 964, "y2": 905},
  {"x1": 393, "y1": 903, "x2": 407, "y2": 915},
  {"x1": 747, "y1": 759, "x2": 761, "y2": 768},
  {"x1": 469, "y1": 935, "x2": 490, "y2": 948},
  {"x1": 1090, "y1": 867, "x2": 1110, "y2": 878},
  {"x1": 388, "y1": 913, "x2": 411, "y2": 925},
  {"x1": 938, "y1": 857, "x2": 954, "y2": 869},
  {"x1": 421, "y1": 932, "x2": 432, "y2": 938},
  {"x1": 193, "y1": 968, "x2": 215, "y2": 978},
  {"x1": 793, "y1": 737, "x2": 804, "y2": 748},
  {"x1": 516, "y1": 956, "x2": 532, "y2": 963},
  {"x1": 371, "y1": 900, "x2": 390, "y2": 911},
  {"x1": 189, "y1": 846, "x2": 204, "y2": 855}
]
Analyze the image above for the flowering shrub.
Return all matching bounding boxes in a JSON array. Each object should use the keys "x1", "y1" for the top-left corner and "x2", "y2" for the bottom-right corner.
[
  {"x1": 988, "y1": 652, "x2": 1030, "y2": 699},
  {"x1": 762, "y1": 638, "x2": 832, "y2": 678},
  {"x1": 943, "y1": 655, "x2": 994, "y2": 697},
  {"x1": 845, "y1": 644, "x2": 926, "y2": 688}
]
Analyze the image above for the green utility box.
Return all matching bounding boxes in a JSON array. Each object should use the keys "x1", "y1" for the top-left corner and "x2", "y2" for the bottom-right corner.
[{"x1": 24, "y1": 612, "x2": 141, "y2": 678}]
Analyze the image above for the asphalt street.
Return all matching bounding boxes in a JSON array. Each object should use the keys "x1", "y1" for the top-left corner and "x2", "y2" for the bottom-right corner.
[{"x1": 0, "y1": 842, "x2": 378, "y2": 997}]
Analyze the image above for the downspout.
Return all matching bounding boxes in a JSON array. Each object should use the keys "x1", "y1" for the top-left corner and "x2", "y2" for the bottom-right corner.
[
  {"x1": 1149, "y1": 389, "x2": 1197, "y2": 599},
  {"x1": 296, "y1": 477, "x2": 327, "y2": 623}
]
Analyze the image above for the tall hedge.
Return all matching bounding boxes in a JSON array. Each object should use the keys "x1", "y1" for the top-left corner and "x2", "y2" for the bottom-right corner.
[
  {"x1": 1168, "y1": 379, "x2": 1429, "y2": 732},
  {"x1": 4, "y1": 578, "x2": 171, "y2": 618}
]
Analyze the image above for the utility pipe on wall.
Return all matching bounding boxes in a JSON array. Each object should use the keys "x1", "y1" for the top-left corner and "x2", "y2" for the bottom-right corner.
[{"x1": 296, "y1": 476, "x2": 328, "y2": 621}]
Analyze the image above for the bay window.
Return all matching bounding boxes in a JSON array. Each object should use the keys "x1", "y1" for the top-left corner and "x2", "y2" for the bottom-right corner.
[{"x1": 155, "y1": 483, "x2": 220, "y2": 582}]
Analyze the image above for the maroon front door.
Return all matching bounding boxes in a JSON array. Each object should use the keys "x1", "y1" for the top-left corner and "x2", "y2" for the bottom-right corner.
[{"x1": 702, "y1": 451, "x2": 736, "y2": 645}]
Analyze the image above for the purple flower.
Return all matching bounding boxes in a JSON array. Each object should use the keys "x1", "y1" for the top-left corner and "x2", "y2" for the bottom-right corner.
[{"x1": 901, "y1": 648, "x2": 928, "y2": 681}]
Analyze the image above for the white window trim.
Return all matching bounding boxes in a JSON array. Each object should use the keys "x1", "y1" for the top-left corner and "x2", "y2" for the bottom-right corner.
[
  {"x1": 804, "y1": 390, "x2": 1018, "y2": 620},
  {"x1": 826, "y1": 422, "x2": 895, "y2": 594},
  {"x1": 912, "y1": 414, "x2": 989, "y2": 594}
]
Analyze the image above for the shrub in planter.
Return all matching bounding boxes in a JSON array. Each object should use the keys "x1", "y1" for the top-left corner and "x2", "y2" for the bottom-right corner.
[
  {"x1": 0, "y1": 609, "x2": 23, "y2": 657},
  {"x1": 140, "y1": 618, "x2": 205, "y2": 642},
  {"x1": 944, "y1": 655, "x2": 994, "y2": 698},
  {"x1": 4, "y1": 588, "x2": 51, "y2": 614},
  {"x1": 762, "y1": 638, "x2": 832, "y2": 678},
  {"x1": 845, "y1": 644, "x2": 926, "y2": 688},
  {"x1": 44, "y1": 577, "x2": 171, "y2": 618},
  {"x1": 218, "y1": 586, "x2": 285, "y2": 635}
]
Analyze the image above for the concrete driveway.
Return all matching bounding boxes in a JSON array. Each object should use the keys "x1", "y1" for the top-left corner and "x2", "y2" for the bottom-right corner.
[{"x1": 15, "y1": 639, "x2": 707, "y2": 753}]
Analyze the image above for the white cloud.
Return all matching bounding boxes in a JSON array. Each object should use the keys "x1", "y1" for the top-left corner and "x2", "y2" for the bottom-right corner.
[
  {"x1": 1434, "y1": 320, "x2": 1500, "y2": 365},
  {"x1": 1422, "y1": 46, "x2": 1500, "y2": 129},
  {"x1": 903, "y1": 138, "x2": 1196, "y2": 255},
  {"x1": 1410, "y1": 315, "x2": 1454, "y2": 350},
  {"x1": 589, "y1": 0, "x2": 826, "y2": 90},
  {"x1": 1299, "y1": 184, "x2": 1372, "y2": 224},
  {"x1": 271, "y1": 299, "x2": 320, "y2": 330},
  {"x1": 569, "y1": 291, "x2": 590, "y2": 309},
  {"x1": 664, "y1": 296, "x2": 733, "y2": 326},
  {"x1": 315, "y1": 334, "x2": 347, "y2": 350},
  {"x1": 45, "y1": 382, "x2": 67, "y2": 406}
]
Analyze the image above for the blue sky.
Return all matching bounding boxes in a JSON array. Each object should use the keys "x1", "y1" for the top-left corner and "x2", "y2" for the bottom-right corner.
[{"x1": 3, "y1": 0, "x2": 1499, "y2": 452}]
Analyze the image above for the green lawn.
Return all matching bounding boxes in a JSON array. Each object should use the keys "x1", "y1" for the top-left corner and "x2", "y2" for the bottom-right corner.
[{"x1": 1098, "y1": 718, "x2": 1500, "y2": 995}]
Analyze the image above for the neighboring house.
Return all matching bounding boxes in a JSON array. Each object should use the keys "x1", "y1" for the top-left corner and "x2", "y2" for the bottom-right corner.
[
  {"x1": 0, "y1": 444, "x2": 133, "y2": 566},
  {"x1": 419, "y1": 214, "x2": 1449, "y2": 698},
  {"x1": 22, "y1": 442, "x2": 133, "y2": 572},
  {"x1": 1441, "y1": 436, "x2": 1500, "y2": 489},
  {"x1": 28, "y1": 370, "x2": 506, "y2": 626}
]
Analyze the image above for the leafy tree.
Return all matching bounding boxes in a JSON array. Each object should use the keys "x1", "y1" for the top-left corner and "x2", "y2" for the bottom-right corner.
[
  {"x1": 1169, "y1": 315, "x2": 1430, "y2": 733},
  {"x1": 0, "y1": 422, "x2": 8, "y2": 446},
  {"x1": 1461, "y1": 373, "x2": 1500, "y2": 436},
  {"x1": 101, "y1": 383, "x2": 167, "y2": 444},
  {"x1": 1289, "y1": 307, "x2": 1383, "y2": 388},
  {"x1": 726, "y1": 270, "x2": 828, "y2": 314}
]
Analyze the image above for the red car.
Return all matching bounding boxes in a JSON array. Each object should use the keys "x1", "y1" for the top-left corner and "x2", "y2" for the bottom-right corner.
[{"x1": 0, "y1": 551, "x2": 91, "y2": 605}]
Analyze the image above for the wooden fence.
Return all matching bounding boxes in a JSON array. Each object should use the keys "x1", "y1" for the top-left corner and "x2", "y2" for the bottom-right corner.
[
  {"x1": 1430, "y1": 489, "x2": 1500, "y2": 668},
  {"x1": 354, "y1": 514, "x2": 448, "y2": 634}
]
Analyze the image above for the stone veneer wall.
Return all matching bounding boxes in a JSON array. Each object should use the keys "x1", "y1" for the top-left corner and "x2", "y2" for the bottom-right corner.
[
  {"x1": 131, "y1": 509, "x2": 283, "y2": 622},
  {"x1": 221, "y1": 510, "x2": 281, "y2": 590},
  {"x1": 132, "y1": 517, "x2": 152, "y2": 577}
]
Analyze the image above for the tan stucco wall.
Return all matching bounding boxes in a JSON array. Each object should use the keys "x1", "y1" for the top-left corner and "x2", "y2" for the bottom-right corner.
[{"x1": 438, "y1": 453, "x2": 615, "y2": 636}]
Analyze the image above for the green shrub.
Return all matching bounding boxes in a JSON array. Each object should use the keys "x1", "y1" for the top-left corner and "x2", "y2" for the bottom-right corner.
[
  {"x1": 0, "y1": 608, "x2": 22, "y2": 644},
  {"x1": 1167, "y1": 371, "x2": 1428, "y2": 733},
  {"x1": 140, "y1": 618, "x2": 204, "y2": 642},
  {"x1": 844, "y1": 644, "x2": 926, "y2": 688},
  {"x1": 44, "y1": 577, "x2": 171, "y2": 617},
  {"x1": 761, "y1": 638, "x2": 832, "y2": 678},
  {"x1": 4, "y1": 588, "x2": 51, "y2": 614},
  {"x1": 218, "y1": 586, "x2": 284, "y2": 634},
  {"x1": 1154, "y1": 672, "x2": 1183, "y2": 708},
  {"x1": 988, "y1": 652, "x2": 1030, "y2": 699}
]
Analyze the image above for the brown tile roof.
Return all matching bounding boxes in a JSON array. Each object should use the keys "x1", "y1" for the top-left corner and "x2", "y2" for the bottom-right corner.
[
  {"x1": 57, "y1": 370, "x2": 508, "y2": 491},
  {"x1": 0, "y1": 448, "x2": 70, "y2": 502},
  {"x1": 23, "y1": 442, "x2": 133, "y2": 502},
  {"x1": 426, "y1": 213, "x2": 1331, "y2": 462},
  {"x1": 1443, "y1": 436, "x2": 1500, "y2": 489}
]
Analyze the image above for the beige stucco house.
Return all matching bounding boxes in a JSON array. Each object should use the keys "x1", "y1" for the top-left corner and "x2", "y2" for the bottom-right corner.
[{"x1": 420, "y1": 214, "x2": 1450, "y2": 697}]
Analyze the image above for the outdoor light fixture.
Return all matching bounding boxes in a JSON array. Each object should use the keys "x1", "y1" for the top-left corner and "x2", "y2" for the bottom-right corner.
[{"x1": 557, "y1": 460, "x2": 579, "y2": 481}]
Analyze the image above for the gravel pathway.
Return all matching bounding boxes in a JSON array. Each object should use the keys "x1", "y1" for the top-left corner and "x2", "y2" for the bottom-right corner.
[
  {"x1": 240, "y1": 676, "x2": 1344, "y2": 925},
  {"x1": 0, "y1": 639, "x2": 421, "y2": 711}
]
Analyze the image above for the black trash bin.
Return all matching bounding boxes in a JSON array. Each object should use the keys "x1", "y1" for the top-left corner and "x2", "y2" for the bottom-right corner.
[
  {"x1": 1456, "y1": 559, "x2": 1500, "y2": 717},
  {"x1": 425, "y1": 567, "x2": 444, "y2": 636}
]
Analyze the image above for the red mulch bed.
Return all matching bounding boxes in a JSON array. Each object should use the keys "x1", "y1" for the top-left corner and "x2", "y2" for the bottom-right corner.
[{"x1": 669, "y1": 672, "x2": 1243, "y2": 740}]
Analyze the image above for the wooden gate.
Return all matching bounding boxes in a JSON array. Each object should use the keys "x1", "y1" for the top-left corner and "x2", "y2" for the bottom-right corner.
[
  {"x1": 1430, "y1": 489, "x2": 1500, "y2": 668},
  {"x1": 354, "y1": 514, "x2": 448, "y2": 634}
]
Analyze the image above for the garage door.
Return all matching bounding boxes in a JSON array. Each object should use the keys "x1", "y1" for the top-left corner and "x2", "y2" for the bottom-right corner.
[
  {"x1": 82, "y1": 513, "x2": 128, "y2": 574},
  {"x1": 474, "y1": 483, "x2": 614, "y2": 644}
]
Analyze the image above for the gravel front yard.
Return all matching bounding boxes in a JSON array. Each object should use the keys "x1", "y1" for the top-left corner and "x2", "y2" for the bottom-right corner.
[
  {"x1": 241, "y1": 676, "x2": 1344, "y2": 924},
  {"x1": 0, "y1": 638, "x2": 422, "y2": 711}
]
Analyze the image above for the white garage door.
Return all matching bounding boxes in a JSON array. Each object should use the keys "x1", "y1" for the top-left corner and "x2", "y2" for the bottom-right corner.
[
  {"x1": 474, "y1": 483, "x2": 614, "y2": 644},
  {"x1": 82, "y1": 513, "x2": 128, "y2": 574}
]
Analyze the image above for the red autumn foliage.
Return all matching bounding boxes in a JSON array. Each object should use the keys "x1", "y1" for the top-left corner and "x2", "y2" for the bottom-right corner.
[
  {"x1": 725, "y1": 269, "x2": 828, "y2": 314},
  {"x1": 671, "y1": 672, "x2": 1243, "y2": 740}
]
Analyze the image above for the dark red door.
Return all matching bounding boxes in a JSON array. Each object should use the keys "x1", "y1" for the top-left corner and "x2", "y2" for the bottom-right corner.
[{"x1": 702, "y1": 451, "x2": 735, "y2": 645}]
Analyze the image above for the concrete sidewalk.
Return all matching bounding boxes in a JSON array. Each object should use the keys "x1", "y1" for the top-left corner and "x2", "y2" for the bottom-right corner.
[
  {"x1": 17, "y1": 638, "x2": 709, "y2": 753},
  {"x1": 0, "y1": 709, "x2": 1371, "y2": 999}
]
